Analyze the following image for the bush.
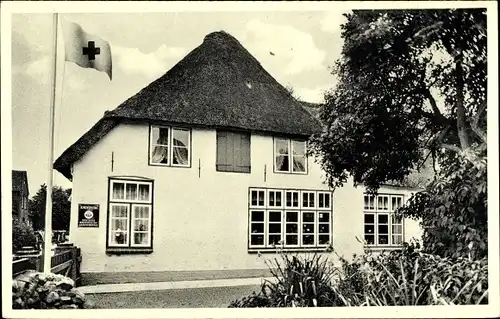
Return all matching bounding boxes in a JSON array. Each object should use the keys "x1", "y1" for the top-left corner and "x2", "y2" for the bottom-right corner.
[
  {"x1": 230, "y1": 251, "x2": 339, "y2": 307},
  {"x1": 12, "y1": 271, "x2": 92, "y2": 309},
  {"x1": 12, "y1": 217, "x2": 37, "y2": 253},
  {"x1": 333, "y1": 245, "x2": 489, "y2": 306},
  {"x1": 230, "y1": 245, "x2": 488, "y2": 307}
]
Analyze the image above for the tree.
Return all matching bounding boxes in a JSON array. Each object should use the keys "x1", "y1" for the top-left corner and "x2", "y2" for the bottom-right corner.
[
  {"x1": 309, "y1": 9, "x2": 487, "y2": 258},
  {"x1": 29, "y1": 184, "x2": 72, "y2": 231}
]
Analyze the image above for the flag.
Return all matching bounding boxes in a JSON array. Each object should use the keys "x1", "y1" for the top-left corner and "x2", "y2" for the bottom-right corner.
[{"x1": 62, "y1": 20, "x2": 112, "y2": 80}]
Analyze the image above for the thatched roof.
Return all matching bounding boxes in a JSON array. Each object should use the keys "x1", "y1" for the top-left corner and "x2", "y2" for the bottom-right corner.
[{"x1": 54, "y1": 31, "x2": 321, "y2": 180}]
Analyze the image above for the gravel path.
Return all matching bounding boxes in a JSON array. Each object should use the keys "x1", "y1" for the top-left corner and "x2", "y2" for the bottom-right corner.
[{"x1": 85, "y1": 285, "x2": 260, "y2": 308}]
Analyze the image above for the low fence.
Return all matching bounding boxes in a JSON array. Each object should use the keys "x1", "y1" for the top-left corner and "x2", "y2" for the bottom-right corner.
[{"x1": 12, "y1": 245, "x2": 82, "y2": 286}]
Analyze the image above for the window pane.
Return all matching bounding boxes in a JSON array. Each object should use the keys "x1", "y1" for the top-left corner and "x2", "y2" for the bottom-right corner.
[
  {"x1": 378, "y1": 225, "x2": 389, "y2": 234},
  {"x1": 392, "y1": 225, "x2": 403, "y2": 235},
  {"x1": 292, "y1": 141, "x2": 305, "y2": 156},
  {"x1": 392, "y1": 235, "x2": 403, "y2": 245},
  {"x1": 269, "y1": 223, "x2": 282, "y2": 233},
  {"x1": 319, "y1": 224, "x2": 330, "y2": 233},
  {"x1": 133, "y1": 233, "x2": 149, "y2": 245},
  {"x1": 292, "y1": 156, "x2": 305, "y2": 172},
  {"x1": 364, "y1": 214, "x2": 375, "y2": 224},
  {"x1": 319, "y1": 212, "x2": 330, "y2": 223},
  {"x1": 112, "y1": 183, "x2": 125, "y2": 200},
  {"x1": 269, "y1": 235, "x2": 281, "y2": 245},
  {"x1": 392, "y1": 196, "x2": 403, "y2": 210},
  {"x1": 286, "y1": 223, "x2": 298, "y2": 233},
  {"x1": 251, "y1": 235, "x2": 264, "y2": 245},
  {"x1": 251, "y1": 191, "x2": 258, "y2": 206},
  {"x1": 269, "y1": 211, "x2": 281, "y2": 222},
  {"x1": 392, "y1": 214, "x2": 402, "y2": 224},
  {"x1": 134, "y1": 219, "x2": 149, "y2": 231},
  {"x1": 111, "y1": 218, "x2": 128, "y2": 230},
  {"x1": 303, "y1": 235, "x2": 314, "y2": 245},
  {"x1": 258, "y1": 191, "x2": 265, "y2": 206},
  {"x1": 365, "y1": 224, "x2": 374, "y2": 234},
  {"x1": 318, "y1": 194, "x2": 324, "y2": 208},
  {"x1": 302, "y1": 224, "x2": 314, "y2": 234},
  {"x1": 275, "y1": 192, "x2": 282, "y2": 206},
  {"x1": 303, "y1": 193, "x2": 308, "y2": 207},
  {"x1": 111, "y1": 205, "x2": 128, "y2": 218},
  {"x1": 152, "y1": 127, "x2": 169, "y2": 145},
  {"x1": 173, "y1": 147, "x2": 189, "y2": 165},
  {"x1": 269, "y1": 193, "x2": 275, "y2": 206},
  {"x1": 286, "y1": 192, "x2": 292, "y2": 207},
  {"x1": 138, "y1": 184, "x2": 150, "y2": 201},
  {"x1": 318, "y1": 235, "x2": 330, "y2": 245},
  {"x1": 286, "y1": 235, "x2": 298, "y2": 245},
  {"x1": 365, "y1": 235, "x2": 374, "y2": 244},
  {"x1": 292, "y1": 192, "x2": 299, "y2": 207},
  {"x1": 251, "y1": 223, "x2": 264, "y2": 233},
  {"x1": 276, "y1": 155, "x2": 289, "y2": 172},
  {"x1": 378, "y1": 196, "x2": 389, "y2": 210},
  {"x1": 378, "y1": 214, "x2": 389, "y2": 224},
  {"x1": 173, "y1": 129, "x2": 189, "y2": 147},
  {"x1": 325, "y1": 193, "x2": 330, "y2": 208},
  {"x1": 134, "y1": 206, "x2": 150, "y2": 219},
  {"x1": 275, "y1": 139, "x2": 288, "y2": 155},
  {"x1": 378, "y1": 235, "x2": 389, "y2": 245},
  {"x1": 286, "y1": 211, "x2": 298, "y2": 222},
  {"x1": 111, "y1": 231, "x2": 127, "y2": 245},
  {"x1": 309, "y1": 193, "x2": 314, "y2": 207},
  {"x1": 126, "y1": 184, "x2": 137, "y2": 200},
  {"x1": 303, "y1": 212, "x2": 314, "y2": 222},
  {"x1": 151, "y1": 145, "x2": 169, "y2": 164},
  {"x1": 251, "y1": 211, "x2": 264, "y2": 222}
]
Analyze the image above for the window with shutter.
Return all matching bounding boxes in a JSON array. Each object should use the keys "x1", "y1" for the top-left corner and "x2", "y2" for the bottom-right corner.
[{"x1": 216, "y1": 130, "x2": 251, "y2": 173}]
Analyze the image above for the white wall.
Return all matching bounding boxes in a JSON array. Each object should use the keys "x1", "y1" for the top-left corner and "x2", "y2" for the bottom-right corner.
[{"x1": 70, "y1": 123, "x2": 422, "y2": 272}]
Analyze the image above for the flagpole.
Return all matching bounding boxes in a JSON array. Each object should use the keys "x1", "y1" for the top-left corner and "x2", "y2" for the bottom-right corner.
[{"x1": 43, "y1": 12, "x2": 59, "y2": 273}]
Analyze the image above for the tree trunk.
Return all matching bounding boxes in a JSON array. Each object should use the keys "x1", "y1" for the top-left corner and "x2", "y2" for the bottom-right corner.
[{"x1": 455, "y1": 53, "x2": 469, "y2": 150}]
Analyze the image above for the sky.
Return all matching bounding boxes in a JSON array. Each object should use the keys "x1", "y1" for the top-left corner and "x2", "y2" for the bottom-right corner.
[{"x1": 10, "y1": 10, "x2": 348, "y2": 196}]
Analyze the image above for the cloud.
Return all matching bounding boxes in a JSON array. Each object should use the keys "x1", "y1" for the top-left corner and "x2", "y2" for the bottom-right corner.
[
  {"x1": 321, "y1": 11, "x2": 350, "y2": 33},
  {"x1": 112, "y1": 43, "x2": 187, "y2": 79},
  {"x1": 243, "y1": 19, "x2": 326, "y2": 76},
  {"x1": 295, "y1": 85, "x2": 333, "y2": 103}
]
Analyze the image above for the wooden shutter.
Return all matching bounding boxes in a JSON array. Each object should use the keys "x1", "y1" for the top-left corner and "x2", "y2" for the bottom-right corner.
[{"x1": 217, "y1": 130, "x2": 250, "y2": 173}]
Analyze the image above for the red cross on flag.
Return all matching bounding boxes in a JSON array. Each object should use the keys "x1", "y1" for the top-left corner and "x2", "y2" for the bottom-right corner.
[{"x1": 62, "y1": 20, "x2": 112, "y2": 80}]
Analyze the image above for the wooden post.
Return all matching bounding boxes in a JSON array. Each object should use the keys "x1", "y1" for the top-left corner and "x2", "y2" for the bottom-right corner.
[{"x1": 71, "y1": 247, "x2": 77, "y2": 282}]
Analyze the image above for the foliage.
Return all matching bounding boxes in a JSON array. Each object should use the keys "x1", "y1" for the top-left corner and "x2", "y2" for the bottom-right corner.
[
  {"x1": 309, "y1": 9, "x2": 487, "y2": 192},
  {"x1": 29, "y1": 184, "x2": 72, "y2": 231},
  {"x1": 12, "y1": 217, "x2": 37, "y2": 253},
  {"x1": 332, "y1": 245, "x2": 488, "y2": 306},
  {"x1": 12, "y1": 271, "x2": 92, "y2": 309},
  {"x1": 399, "y1": 145, "x2": 487, "y2": 259},
  {"x1": 230, "y1": 246, "x2": 488, "y2": 307}
]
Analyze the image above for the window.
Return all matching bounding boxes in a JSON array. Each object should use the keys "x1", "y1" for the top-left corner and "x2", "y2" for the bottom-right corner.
[
  {"x1": 216, "y1": 130, "x2": 251, "y2": 173},
  {"x1": 274, "y1": 138, "x2": 307, "y2": 174},
  {"x1": 107, "y1": 179, "x2": 153, "y2": 250},
  {"x1": 364, "y1": 194, "x2": 404, "y2": 247},
  {"x1": 248, "y1": 188, "x2": 332, "y2": 250},
  {"x1": 150, "y1": 126, "x2": 191, "y2": 167}
]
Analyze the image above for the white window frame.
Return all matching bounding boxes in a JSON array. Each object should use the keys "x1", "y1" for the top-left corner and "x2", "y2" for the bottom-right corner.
[
  {"x1": 268, "y1": 190, "x2": 284, "y2": 208},
  {"x1": 249, "y1": 209, "x2": 266, "y2": 248},
  {"x1": 108, "y1": 179, "x2": 153, "y2": 249},
  {"x1": 274, "y1": 138, "x2": 308, "y2": 174},
  {"x1": 317, "y1": 192, "x2": 332, "y2": 210},
  {"x1": 248, "y1": 188, "x2": 332, "y2": 250},
  {"x1": 363, "y1": 194, "x2": 405, "y2": 247},
  {"x1": 149, "y1": 125, "x2": 191, "y2": 167},
  {"x1": 301, "y1": 191, "x2": 316, "y2": 209}
]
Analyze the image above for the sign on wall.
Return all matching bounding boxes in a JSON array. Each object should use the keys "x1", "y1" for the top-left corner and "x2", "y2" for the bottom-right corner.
[{"x1": 78, "y1": 204, "x2": 100, "y2": 227}]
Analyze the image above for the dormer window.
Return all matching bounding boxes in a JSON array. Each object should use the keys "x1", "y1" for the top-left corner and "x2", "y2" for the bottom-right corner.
[
  {"x1": 274, "y1": 138, "x2": 307, "y2": 174},
  {"x1": 149, "y1": 125, "x2": 191, "y2": 167}
]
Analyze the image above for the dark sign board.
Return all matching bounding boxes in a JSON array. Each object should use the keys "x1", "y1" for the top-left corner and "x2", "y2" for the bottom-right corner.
[{"x1": 78, "y1": 204, "x2": 99, "y2": 227}]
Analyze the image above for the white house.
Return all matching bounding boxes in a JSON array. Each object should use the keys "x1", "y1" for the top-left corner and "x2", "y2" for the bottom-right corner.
[{"x1": 54, "y1": 31, "x2": 422, "y2": 274}]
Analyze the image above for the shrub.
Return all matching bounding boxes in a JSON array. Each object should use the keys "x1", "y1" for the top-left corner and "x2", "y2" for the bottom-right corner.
[
  {"x1": 12, "y1": 217, "x2": 37, "y2": 253},
  {"x1": 230, "y1": 250, "x2": 339, "y2": 307},
  {"x1": 12, "y1": 271, "x2": 92, "y2": 309},
  {"x1": 332, "y1": 245, "x2": 489, "y2": 306},
  {"x1": 230, "y1": 245, "x2": 488, "y2": 307}
]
